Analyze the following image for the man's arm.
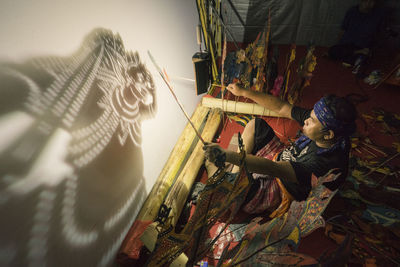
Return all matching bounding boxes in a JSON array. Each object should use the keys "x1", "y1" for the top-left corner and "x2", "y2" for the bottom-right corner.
[
  {"x1": 225, "y1": 149, "x2": 297, "y2": 183},
  {"x1": 204, "y1": 143, "x2": 298, "y2": 184},
  {"x1": 226, "y1": 83, "x2": 293, "y2": 119}
]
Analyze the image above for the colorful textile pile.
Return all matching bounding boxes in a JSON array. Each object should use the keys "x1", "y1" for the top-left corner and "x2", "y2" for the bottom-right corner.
[
  {"x1": 323, "y1": 109, "x2": 400, "y2": 266},
  {"x1": 202, "y1": 171, "x2": 340, "y2": 266}
]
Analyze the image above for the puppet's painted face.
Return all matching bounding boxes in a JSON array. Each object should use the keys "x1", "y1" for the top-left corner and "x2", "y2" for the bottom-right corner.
[
  {"x1": 302, "y1": 110, "x2": 326, "y2": 142},
  {"x1": 107, "y1": 52, "x2": 155, "y2": 130},
  {"x1": 97, "y1": 47, "x2": 156, "y2": 148}
]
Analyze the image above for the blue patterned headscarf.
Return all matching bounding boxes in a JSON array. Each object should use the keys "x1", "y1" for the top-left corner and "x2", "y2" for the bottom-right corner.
[{"x1": 295, "y1": 97, "x2": 355, "y2": 154}]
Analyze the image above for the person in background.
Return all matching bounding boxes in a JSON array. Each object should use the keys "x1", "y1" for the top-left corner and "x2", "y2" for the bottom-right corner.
[
  {"x1": 203, "y1": 83, "x2": 357, "y2": 218},
  {"x1": 328, "y1": 0, "x2": 385, "y2": 74}
]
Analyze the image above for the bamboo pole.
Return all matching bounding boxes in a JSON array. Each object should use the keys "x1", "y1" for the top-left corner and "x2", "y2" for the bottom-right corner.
[
  {"x1": 164, "y1": 108, "x2": 222, "y2": 227},
  {"x1": 141, "y1": 108, "x2": 222, "y2": 252},
  {"x1": 118, "y1": 105, "x2": 210, "y2": 260},
  {"x1": 138, "y1": 105, "x2": 210, "y2": 222},
  {"x1": 201, "y1": 97, "x2": 281, "y2": 117}
]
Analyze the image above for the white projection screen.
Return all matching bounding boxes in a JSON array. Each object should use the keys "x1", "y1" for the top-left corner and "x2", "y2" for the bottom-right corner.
[{"x1": 0, "y1": 28, "x2": 156, "y2": 267}]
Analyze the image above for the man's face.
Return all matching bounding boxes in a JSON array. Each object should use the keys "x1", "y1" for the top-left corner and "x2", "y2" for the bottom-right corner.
[
  {"x1": 359, "y1": 0, "x2": 376, "y2": 13},
  {"x1": 303, "y1": 110, "x2": 325, "y2": 142}
]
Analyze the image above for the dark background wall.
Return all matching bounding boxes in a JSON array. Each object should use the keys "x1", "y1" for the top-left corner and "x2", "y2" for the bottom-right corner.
[{"x1": 222, "y1": 0, "x2": 400, "y2": 46}]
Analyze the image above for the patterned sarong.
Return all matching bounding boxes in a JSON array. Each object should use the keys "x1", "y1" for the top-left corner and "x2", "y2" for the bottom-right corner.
[{"x1": 242, "y1": 135, "x2": 294, "y2": 217}]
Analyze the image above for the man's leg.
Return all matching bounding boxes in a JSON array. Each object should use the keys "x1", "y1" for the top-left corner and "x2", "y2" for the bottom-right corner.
[
  {"x1": 241, "y1": 118, "x2": 256, "y2": 154},
  {"x1": 328, "y1": 44, "x2": 348, "y2": 61},
  {"x1": 231, "y1": 119, "x2": 256, "y2": 173},
  {"x1": 329, "y1": 44, "x2": 360, "y2": 65}
]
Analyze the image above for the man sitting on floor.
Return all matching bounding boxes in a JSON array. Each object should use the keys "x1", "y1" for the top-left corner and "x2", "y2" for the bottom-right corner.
[
  {"x1": 328, "y1": 0, "x2": 385, "y2": 73},
  {"x1": 203, "y1": 83, "x2": 357, "y2": 218}
]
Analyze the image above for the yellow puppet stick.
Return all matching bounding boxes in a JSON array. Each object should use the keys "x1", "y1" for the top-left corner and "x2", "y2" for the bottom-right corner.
[{"x1": 221, "y1": 33, "x2": 227, "y2": 110}]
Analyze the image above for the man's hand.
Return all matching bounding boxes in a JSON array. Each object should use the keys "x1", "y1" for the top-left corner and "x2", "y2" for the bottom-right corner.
[
  {"x1": 203, "y1": 143, "x2": 226, "y2": 168},
  {"x1": 226, "y1": 83, "x2": 246, "y2": 97}
]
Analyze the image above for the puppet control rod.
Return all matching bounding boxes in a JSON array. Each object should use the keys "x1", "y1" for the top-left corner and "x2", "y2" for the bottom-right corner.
[{"x1": 147, "y1": 51, "x2": 206, "y2": 145}]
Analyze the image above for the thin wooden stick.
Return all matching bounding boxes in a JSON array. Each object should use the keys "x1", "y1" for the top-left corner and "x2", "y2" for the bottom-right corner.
[
  {"x1": 148, "y1": 51, "x2": 206, "y2": 144},
  {"x1": 221, "y1": 33, "x2": 228, "y2": 130},
  {"x1": 221, "y1": 32, "x2": 227, "y2": 109},
  {"x1": 361, "y1": 141, "x2": 387, "y2": 157},
  {"x1": 373, "y1": 63, "x2": 400, "y2": 90},
  {"x1": 366, "y1": 151, "x2": 400, "y2": 176}
]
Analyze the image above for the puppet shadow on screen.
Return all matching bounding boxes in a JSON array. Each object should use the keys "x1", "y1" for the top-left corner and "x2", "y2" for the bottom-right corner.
[{"x1": 0, "y1": 28, "x2": 156, "y2": 266}]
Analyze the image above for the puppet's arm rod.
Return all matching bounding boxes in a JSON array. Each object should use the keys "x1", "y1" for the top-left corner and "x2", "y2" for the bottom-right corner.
[{"x1": 148, "y1": 51, "x2": 206, "y2": 145}]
